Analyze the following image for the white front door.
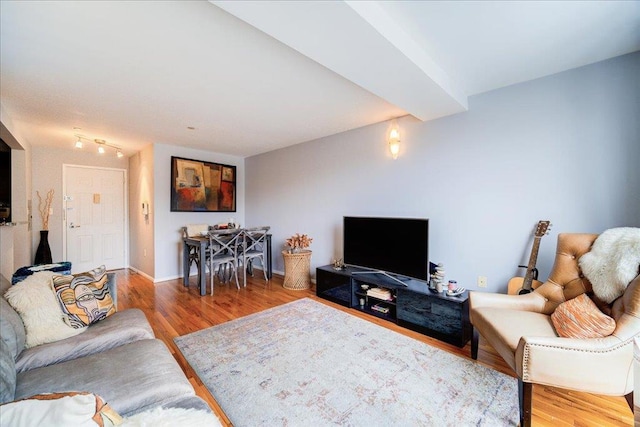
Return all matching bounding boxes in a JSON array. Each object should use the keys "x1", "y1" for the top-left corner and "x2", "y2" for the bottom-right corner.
[{"x1": 63, "y1": 165, "x2": 126, "y2": 273}]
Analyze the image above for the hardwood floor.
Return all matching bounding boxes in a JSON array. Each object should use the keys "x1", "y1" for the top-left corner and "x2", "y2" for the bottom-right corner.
[{"x1": 114, "y1": 269, "x2": 633, "y2": 426}]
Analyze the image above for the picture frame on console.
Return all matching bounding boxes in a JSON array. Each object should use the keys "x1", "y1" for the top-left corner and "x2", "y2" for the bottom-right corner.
[{"x1": 170, "y1": 156, "x2": 236, "y2": 212}]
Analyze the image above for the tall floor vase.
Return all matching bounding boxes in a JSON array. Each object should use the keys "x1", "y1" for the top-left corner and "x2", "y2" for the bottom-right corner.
[{"x1": 34, "y1": 230, "x2": 52, "y2": 265}]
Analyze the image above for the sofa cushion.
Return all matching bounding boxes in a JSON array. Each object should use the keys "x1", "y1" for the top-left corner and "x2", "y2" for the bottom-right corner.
[
  {"x1": 0, "y1": 391, "x2": 122, "y2": 427},
  {"x1": 16, "y1": 308, "x2": 154, "y2": 373},
  {"x1": 0, "y1": 339, "x2": 16, "y2": 403},
  {"x1": 551, "y1": 293, "x2": 616, "y2": 338},
  {"x1": 470, "y1": 307, "x2": 557, "y2": 371},
  {"x1": 160, "y1": 395, "x2": 214, "y2": 414},
  {"x1": 52, "y1": 265, "x2": 116, "y2": 328},
  {"x1": 0, "y1": 295, "x2": 26, "y2": 360},
  {"x1": 121, "y1": 405, "x2": 221, "y2": 426},
  {"x1": 4, "y1": 272, "x2": 86, "y2": 348},
  {"x1": 15, "y1": 339, "x2": 197, "y2": 417}
]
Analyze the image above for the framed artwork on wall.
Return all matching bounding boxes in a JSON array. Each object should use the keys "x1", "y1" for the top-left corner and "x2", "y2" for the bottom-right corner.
[{"x1": 170, "y1": 156, "x2": 236, "y2": 212}]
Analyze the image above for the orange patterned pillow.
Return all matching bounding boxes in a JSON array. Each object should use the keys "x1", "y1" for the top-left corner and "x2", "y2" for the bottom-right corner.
[{"x1": 551, "y1": 293, "x2": 616, "y2": 338}]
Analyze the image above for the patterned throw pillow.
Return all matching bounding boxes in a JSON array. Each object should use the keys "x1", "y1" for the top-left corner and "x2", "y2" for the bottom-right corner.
[
  {"x1": 52, "y1": 265, "x2": 116, "y2": 328},
  {"x1": 551, "y1": 293, "x2": 616, "y2": 338},
  {"x1": 0, "y1": 392, "x2": 123, "y2": 427}
]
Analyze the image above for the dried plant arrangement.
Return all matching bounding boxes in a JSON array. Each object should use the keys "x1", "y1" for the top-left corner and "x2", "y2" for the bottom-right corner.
[
  {"x1": 36, "y1": 189, "x2": 54, "y2": 230},
  {"x1": 285, "y1": 233, "x2": 313, "y2": 253}
]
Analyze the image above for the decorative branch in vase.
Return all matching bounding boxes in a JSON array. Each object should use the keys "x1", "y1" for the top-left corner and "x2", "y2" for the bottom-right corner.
[
  {"x1": 36, "y1": 189, "x2": 54, "y2": 230},
  {"x1": 285, "y1": 233, "x2": 313, "y2": 253}
]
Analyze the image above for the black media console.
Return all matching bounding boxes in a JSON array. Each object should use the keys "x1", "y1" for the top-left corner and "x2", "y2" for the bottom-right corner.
[{"x1": 316, "y1": 265, "x2": 471, "y2": 347}]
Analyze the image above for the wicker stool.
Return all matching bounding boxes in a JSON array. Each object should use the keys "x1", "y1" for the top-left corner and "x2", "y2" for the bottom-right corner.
[{"x1": 282, "y1": 250, "x2": 312, "y2": 290}]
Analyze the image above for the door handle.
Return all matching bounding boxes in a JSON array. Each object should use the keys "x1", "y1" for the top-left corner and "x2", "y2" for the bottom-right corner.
[{"x1": 69, "y1": 223, "x2": 80, "y2": 229}]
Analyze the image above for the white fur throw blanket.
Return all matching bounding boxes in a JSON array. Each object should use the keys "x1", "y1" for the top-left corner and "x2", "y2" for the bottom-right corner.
[{"x1": 579, "y1": 227, "x2": 640, "y2": 303}]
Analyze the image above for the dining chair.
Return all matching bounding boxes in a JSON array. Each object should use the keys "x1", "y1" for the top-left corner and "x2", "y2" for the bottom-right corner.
[
  {"x1": 182, "y1": 224, "x2": 209, "y2": 274},
  {"x1": 240, "y1": 226, "x2": 270, "y2": 286},
  {"x1": 208, "y1": 228, "x2": 243, "y2": 292}
]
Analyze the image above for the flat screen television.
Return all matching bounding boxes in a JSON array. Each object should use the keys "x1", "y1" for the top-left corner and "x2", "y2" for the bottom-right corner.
[{"x1": 343, "y1": 216, "x2": 429, "y2": 283}]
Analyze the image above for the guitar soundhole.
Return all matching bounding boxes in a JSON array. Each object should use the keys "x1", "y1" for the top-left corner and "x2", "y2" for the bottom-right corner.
[{"x1": 518, "y1": 289, "x2": 532, "y2": 295}]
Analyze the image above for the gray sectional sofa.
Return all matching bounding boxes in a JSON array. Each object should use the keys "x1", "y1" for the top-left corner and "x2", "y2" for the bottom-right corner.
[{"x1": 0, "y1": 273, "x2": 212, "y2": 417}]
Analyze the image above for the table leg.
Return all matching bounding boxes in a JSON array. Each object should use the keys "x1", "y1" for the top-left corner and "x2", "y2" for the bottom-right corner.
[
  {"x1": 266, "y1": 234, "x2": 272, "y2": 279},
  {"x1": 199, "y1": 240, "x2": 207, "y2": 296},
  {"x1": 182, "y1": 240, "x2": 189, "y2": 287}
]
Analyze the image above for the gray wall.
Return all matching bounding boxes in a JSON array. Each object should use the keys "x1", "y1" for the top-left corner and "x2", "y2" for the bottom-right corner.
[
  {"x1": 149, "y1": 143, "x2": 245, "y2": 282},
  {"x1": 245, "y1": 52, "x2": 640, "y2": 293},
  {"x1": 31, "y1": 146, "x2": 128, "y2": 263},
  {"x1": 128, "y1": 145, "x2": 155, "y2": 280}
]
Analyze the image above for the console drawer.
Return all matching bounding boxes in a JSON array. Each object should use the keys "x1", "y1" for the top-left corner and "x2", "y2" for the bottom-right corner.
[{"x1": 396, "y1": 290, "x2": 470, "y2": 347}]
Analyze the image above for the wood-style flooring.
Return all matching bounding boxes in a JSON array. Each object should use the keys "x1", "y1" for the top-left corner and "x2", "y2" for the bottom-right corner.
[{"x1": 114, "y1": 269, "x2": 633, "y2": 426}]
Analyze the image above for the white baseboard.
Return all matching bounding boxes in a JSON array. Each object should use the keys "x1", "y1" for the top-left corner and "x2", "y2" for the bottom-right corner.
[
  {"x1": 127, "y1": 267, "x2": 155, "y2": 283},
  {"x1": 127, "y1": 268, "x2": 317, "y2": 285}
]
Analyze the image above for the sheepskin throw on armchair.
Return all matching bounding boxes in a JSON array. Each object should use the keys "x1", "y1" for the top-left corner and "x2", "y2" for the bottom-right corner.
[{"x1": 579, "y1": 227, "x2": 640, "y2": 303}]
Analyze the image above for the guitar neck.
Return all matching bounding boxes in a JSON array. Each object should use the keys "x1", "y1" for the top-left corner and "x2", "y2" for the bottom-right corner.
[{"x1": 522, "y1": 237, "x2": 542, "y2": 290}]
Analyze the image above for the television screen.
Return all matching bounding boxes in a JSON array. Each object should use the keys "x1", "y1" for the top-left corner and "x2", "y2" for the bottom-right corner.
[{"x1": 343, "y1": 216, "x2": 429, "y2": 281}]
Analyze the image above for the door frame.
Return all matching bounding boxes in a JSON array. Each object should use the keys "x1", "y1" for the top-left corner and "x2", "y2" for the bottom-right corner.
[{"x1": 62, "y1": 164, "x2": 129, "y2": 270}]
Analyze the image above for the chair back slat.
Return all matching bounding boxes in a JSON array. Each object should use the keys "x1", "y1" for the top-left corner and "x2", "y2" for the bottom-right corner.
[
  {"x1": 238, "y1": 226, "x2": 270, "y2": 285},
  {"x1": 208, "y1": 229, "x2": 243, "y2": 259},
  {"x1": 204, "y1": 228, "x2": 243, "y2": 291},
  {"x1": 242, "y1": 226, "x2": 270, "y2": 253}
]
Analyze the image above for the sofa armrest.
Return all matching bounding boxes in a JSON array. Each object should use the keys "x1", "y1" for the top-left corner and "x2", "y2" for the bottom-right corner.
[
  {"x1": 515, "y1": 334, "x2": 633, "y2": 395},
  {"x1": 470, "y1": 290, "x2": 547, "y2": 316}
]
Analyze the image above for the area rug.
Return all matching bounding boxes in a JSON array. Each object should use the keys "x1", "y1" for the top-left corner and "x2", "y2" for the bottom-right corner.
[{"x1": 175, "y1": 298, "x2": 518, "y2": 426}]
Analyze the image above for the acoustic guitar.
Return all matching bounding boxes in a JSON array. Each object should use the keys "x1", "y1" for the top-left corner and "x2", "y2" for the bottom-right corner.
[{"x1": 507, "y1": 220, "x2": 551, "y2": 295}]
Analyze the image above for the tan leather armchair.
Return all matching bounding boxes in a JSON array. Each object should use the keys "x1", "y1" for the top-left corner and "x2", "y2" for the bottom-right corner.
[{"x1": 470, "y1": 233, "x2": 640, "y2": 426}]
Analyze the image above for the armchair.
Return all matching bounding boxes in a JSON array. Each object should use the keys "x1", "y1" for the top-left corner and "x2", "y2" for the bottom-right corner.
[{"x1": 470, "y1": 233, "x2": 640, "y2": 426}]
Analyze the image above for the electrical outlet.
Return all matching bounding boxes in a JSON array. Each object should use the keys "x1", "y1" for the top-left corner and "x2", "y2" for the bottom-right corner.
[
  {"x1": 143, "y1": 249, "x2": 147, "y2": 257},
  {"x1": 478, "y1": 276, "x2": 488, "y2": 288}
]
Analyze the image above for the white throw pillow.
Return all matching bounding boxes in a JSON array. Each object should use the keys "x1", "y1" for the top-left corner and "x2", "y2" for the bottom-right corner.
[
  {"x1": 4, "y1": 271, "x2": 86, "y2": 348},
  {"x1": 579, "y1": 227, "x2": 640, "y2": 303}
]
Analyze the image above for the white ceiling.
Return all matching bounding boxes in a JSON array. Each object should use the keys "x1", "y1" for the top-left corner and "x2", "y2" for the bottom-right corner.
[{"x1": 1, "y1": 1, "x2": 638, "y2": 158}]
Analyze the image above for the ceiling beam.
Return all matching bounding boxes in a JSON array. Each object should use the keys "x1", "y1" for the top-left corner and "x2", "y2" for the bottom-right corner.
[{"x1": 211, "y1": 0, "x2": 468, "y2": 122}]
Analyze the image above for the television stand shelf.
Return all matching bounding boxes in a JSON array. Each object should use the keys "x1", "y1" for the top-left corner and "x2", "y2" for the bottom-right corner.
[{"x1": 316, "y1": 265, "x2": 471, "y2": 347}]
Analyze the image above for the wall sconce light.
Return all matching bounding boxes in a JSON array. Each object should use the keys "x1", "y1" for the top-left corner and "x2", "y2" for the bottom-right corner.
[
  {"x1": 73, "y1": 134, "x2": 124, "y2": 158},
  {"x1": 388, "y1": 121, "x2": 401, "y2": 160}
]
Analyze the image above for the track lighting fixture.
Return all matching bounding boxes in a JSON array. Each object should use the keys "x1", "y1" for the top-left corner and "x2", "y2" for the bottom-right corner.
[{"x1": 73, "y1": 134, "x2": 124, "y2": 158}]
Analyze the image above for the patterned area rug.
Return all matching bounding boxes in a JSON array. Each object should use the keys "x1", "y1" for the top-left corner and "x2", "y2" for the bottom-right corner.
[{"x1": 175, "y1": 298, "x2": 518, "y2": 426}]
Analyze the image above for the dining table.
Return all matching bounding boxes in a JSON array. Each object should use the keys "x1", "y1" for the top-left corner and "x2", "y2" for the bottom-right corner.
[{"x1": 182, "y1": 232, "x2": 273, "y2": 295}]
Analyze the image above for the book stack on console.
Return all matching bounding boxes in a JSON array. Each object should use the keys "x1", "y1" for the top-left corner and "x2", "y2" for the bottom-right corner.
[
  {"x1": 366, "y1": 288, "x2": 392, "y2": 301},
  {"x1": 371, "y1": 303, "x2": 390, "y2": 314}
]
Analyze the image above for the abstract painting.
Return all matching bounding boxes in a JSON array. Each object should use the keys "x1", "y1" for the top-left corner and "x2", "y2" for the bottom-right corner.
[{"x1": 170, "y1": 156, "x2": 236, "y2": 212}]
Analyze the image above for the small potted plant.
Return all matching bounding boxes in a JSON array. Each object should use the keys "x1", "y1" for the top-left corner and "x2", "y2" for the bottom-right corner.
[
  {"x1": 285, "y1": 233, "x2": 313, "y2": 254},
  {"x1": 282, "y1": 233, "x2": 313, "y2": 290}
]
